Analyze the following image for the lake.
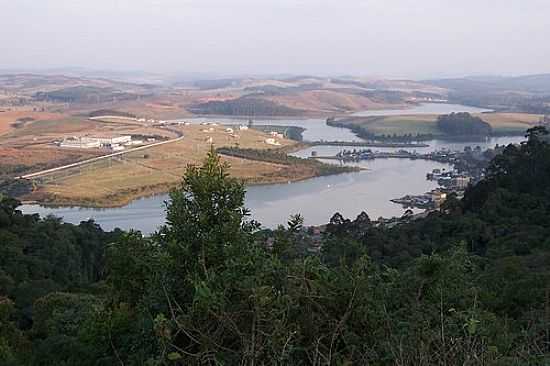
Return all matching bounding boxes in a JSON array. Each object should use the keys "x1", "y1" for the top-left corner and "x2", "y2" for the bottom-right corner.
[
  {"x1": 184, "y1": 103, "x2": 492, "y2": 142},
  {"x1": 20, "y1": 103, "x2": 525, "y2": 233}
]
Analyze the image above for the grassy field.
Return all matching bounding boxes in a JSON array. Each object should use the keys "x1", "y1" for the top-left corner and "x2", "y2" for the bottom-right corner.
[
  {"x1": 358, "y1": 115, "x2": 442, "y2": 136},
  {"x1": 27, "y1": 125, "x2": 320, "y2": 207},
  {"x1": 0, "y1": 114, "x2": 183, "y2": 179},
  {"x1": 335, "y1": 112, "x2": 542, "y2": 138},
  {"x1": 0, "y1": 111, "x2": 66, "y2": 136},
  {"x1": 266, "y1": 90, "x2": 408, "y2": 114},
  {"x1": 478, "y1": 113, "x2": 543, "y2": 135}
]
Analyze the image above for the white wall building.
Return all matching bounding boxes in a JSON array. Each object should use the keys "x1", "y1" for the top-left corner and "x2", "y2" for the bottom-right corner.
[{"x1": 59, "y1": 135, "x2": 132, "y2": 149}]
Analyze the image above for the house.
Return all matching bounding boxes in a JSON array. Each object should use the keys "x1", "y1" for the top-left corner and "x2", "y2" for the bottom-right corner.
[
  {"x1": 451, "y1": 176, "x2": 471, "y2": 189},
  {"x1": 110, "y1": 144, "x2": 125, "y2": 152},
  {"x1": 265, "y1": 138, "x2": 281, "y2": 146},
  {"x1": 429, "y1": 190, "x2": 447, "y2": 207}
]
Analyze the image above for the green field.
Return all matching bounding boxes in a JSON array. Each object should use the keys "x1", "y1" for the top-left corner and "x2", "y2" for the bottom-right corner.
[
  {"x1": 335, "y1": 112, "x2": 542, "y2": 138},
  {"x1": 357, "y1": 115, "x2": 441, "y2": 136}
]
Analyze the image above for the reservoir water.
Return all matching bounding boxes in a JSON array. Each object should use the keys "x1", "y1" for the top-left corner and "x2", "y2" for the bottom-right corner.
[{"x1": 21, "y1": 104, "x2": 525, "y2": 233}]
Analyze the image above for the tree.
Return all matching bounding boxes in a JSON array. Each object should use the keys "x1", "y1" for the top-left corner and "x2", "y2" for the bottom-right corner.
[
  {"x1": 159, "y1": 146, "x2": 252, "y2": 279},
  {"x1": 437, "y1": 112, "x2": 493, "y2": 137}
]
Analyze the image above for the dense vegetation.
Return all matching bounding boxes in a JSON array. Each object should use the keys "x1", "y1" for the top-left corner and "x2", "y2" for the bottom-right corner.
[
  {"x1": 189, "y1": 97, "x2": 304, "y2": 116},
  {"x1": 0, "y1": 196, "x2": 123, "y2": 364},
  {"x1": 436, "y1": 112, "x2": 493, "y2": 138},
  {"x1": 34, "y1": 86, "x2": 141, "y2": 104},
  {"x1": 2, "y1": 129, "x2": 550, "y2": 364},
  {"x1": 0, "y1": 178, "x2": 32, "y2": 198},
  {"x1": 88, "y1": 110, "x2": 137, "y2": 118}
]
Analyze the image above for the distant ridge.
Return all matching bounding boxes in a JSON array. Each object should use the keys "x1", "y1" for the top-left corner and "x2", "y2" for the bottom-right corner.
[{"x1": 424, "y1": 73, "x2": 550, "y2": 94}]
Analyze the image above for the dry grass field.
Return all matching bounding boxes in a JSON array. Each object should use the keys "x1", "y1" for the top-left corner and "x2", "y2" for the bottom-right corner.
[
  {"x1": 0, "y1": 111, "x2": 66, "y2": 136},
  {"x1": 0, "y1": 146, "x2": 100, "y2": 167},
  {"x1": 478, "y1": 113, "x2": 542, "y2": 134},
  {"x1": 27, "y1": 125, "x2": 309, "y2": 207},
  {"x1": 265, "y1": 90, "x2": 407, "y2": 114}
]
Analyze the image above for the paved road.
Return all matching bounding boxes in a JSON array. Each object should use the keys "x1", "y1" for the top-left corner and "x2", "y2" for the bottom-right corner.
[{"x1": 19, "y1": 135, "x2": 184, "y2": 180}]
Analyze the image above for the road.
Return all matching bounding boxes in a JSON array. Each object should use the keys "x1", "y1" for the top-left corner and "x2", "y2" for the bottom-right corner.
[{"x1": 19, "y1": 135, "x2": 185, "y2": 180}]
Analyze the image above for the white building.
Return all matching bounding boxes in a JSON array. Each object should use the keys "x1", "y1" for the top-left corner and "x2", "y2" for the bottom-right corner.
[
  {"x1": 59, "y1": 135, "x2": 132, "y2": 149},
  {"x1": 451, "y1": 176, "x2": 471, "y2": 189},
  {"x1": 59, "y1": 137, "x2": 101, "y2": 149},
  {"x1": 270, "y1": 131, "x2": 284, "y2": 139},
  {"x1": 111, "y1": 144, "x2": 125, "y2": 151},
  {"x1": 265, "y1": 138, "x2": 281, "y2": 146}
]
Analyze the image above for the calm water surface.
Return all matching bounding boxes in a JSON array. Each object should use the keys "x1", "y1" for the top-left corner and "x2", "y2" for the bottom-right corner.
[
  {"x1": 20, "y1": 104, "x2": 525, "y2": 233},
  {"x1": 21, "y1": 159, "x2": 451, "y2": 233}
]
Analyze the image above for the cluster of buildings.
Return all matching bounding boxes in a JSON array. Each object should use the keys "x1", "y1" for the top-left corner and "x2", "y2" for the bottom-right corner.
[
  {"x1": 264, "y1": 138, "x2": 282, "y2": 146},
  {"x1": 263, "y1": 131, "x2": 284, "y2": 146},
  {"x1": 197, "y1": 122, "x2": 253, "y2": 144},
  {"x1": 426, "y1": 168, "x2": 472, "y2": 190},
  {"x1": 406, "y1": 96, "x2": 449, "y2": 103},
  {"x1": 58, "y1": 135, "x2": 144, "y2": 151},
  {"x1": 195, "y1": 121, "x2": 283, "y2": 146},
  {"x1": 90, "y1": 116, "x2": 168, "y2": 125},
  {"x1": 391, "y1": 189, "x2": 448, "y2": 210}
]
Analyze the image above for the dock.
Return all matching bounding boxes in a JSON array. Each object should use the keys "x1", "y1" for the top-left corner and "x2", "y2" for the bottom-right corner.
[{"x1": 312, "y1": 151, "x2": 446, "y2": 161}]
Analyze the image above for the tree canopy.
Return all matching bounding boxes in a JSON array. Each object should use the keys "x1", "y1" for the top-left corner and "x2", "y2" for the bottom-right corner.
[
  {"x1": 437, "y1": 112, "x2": 493, "y2": 137},
  {"x1": 2, "y1": 129, "x2": 550, "y2": 364}
]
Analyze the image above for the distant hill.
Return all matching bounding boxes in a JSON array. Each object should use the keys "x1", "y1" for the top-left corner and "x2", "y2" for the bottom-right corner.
[
  {"x1": 34, "y1": 86, "x2": 143, "y2": 104},
  {"x1": 423, "y1": 74, "x2": 550, "y2": 113},
  {"x1": 425, "y1": 74, "x2": 550, "y2": 94},
  {"x1": 188, "y1": 97, "x2": 305, "y2": 116}
]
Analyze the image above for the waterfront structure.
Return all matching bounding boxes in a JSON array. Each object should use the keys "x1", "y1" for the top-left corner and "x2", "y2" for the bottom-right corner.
[{"x1": 451, "y1": 176, "x2": 471, "y2": 189}]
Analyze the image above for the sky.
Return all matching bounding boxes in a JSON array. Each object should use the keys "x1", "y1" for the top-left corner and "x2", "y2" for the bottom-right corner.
[{"x1": 1, "y1": 0, "x2": 549, "y2": 79}]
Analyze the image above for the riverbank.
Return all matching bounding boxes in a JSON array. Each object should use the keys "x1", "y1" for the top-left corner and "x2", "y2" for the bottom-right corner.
[
  {"x1": 21, "y1": 126, "x2": 356, "y2": 208},
  {"x1": 24, "y1": 166, "x2": 348, "y2": 209}
]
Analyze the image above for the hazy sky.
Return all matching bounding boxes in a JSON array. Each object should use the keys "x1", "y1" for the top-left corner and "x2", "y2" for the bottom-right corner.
[{"x1": 1, "y1": 0, "x2": 549, "y2": 79}]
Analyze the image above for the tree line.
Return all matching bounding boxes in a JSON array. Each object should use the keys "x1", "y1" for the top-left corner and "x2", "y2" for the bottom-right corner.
[{"x1": 1, "y1": 129, "x2": 550, "y2": 365}]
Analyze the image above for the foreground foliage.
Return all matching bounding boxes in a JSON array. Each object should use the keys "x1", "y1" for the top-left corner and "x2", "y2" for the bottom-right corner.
[{"x1": 1, "y1": 131, "x2": 550, "y2": 364}]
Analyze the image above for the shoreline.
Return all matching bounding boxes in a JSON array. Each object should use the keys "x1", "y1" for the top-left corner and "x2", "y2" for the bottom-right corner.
[
  {"x1": 167, "y1": 102, "x2": 418, "y2": 122},
  {"x1": 20, "y1": 167, "x2": 364, "y2": 209}
]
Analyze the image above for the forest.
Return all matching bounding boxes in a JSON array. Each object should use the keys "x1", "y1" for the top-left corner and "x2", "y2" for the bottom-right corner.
[
  {"x1": 436, "y1": 113, "x2": 493, "y2": 138},
  {"x1": 1, "y1": 128, "x2": 550, "y2": 365},
  {"x1": 188, "y1": 97, "x2": 304, "y2": 116}
]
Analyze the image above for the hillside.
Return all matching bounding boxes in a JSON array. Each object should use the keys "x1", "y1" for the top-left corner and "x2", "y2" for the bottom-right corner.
[
  {"x1": 426, "y1": 74, "x2": 550, "y2": 94},
  {"x1": 423, "y1": 74, "x2": 550, "y2": 113},
  {"x1": 1, "y1": 128, "x2": 550, "y2": 364}
]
